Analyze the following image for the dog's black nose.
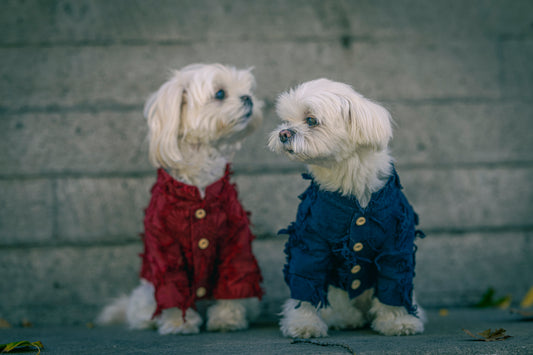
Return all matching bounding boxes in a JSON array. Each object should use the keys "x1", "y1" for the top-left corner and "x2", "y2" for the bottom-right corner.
[
  {"x1": 279, "y1": 129, "x2": 295, "y2": 143},
  {"x1": 240, "y1": 95, "x2": 253, "y2": 108}
]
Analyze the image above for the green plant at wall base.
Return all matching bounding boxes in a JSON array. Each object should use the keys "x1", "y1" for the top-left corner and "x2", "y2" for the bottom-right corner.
[
  {"x1": 474, "y1": 287, "x2": 511, "y2": 308},
  {"x1": 0, "y1": 340, "x2": 44, "y2": 354}
]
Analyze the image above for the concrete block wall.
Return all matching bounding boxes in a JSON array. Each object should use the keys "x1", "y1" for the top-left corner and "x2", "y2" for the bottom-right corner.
[{"x1": 1, "y1": 0, "x2": 532, "y2": 325}]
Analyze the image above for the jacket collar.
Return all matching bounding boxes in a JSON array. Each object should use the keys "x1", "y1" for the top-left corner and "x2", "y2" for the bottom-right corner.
[
  {"x1": 305, "y1": 167, "x2": 402, "y2": 211},
  {"x1": 156, "y1": 164, "x2": 232, "y2": 202}
]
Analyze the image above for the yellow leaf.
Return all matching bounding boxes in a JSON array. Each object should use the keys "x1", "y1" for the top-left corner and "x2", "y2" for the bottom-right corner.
[
  {"x1": 520, "y1": 286, "x2": 533, "y2": 308},
  {"x1": 0, "y1": 340, "x2": 43, "y2": 354},
  {"x1": 497, "y1": 295, "x2": 512, "y2": 310}
]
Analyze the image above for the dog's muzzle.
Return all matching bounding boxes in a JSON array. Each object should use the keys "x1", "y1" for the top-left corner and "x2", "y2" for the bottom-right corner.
[
  {"x1": 241, "y1": 95, "x2": 253, "y2": 108},
  {"x1": 241, "y1": 95, "x2": 253, "y2": 118},
  {"x1": 279, "y1": 129, "x2": 295, "y2": 143}
]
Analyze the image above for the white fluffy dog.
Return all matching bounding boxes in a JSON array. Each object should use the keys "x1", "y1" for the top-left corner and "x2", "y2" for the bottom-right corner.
[
  {"x1": 268, "y1": 79, "x2": 426, "y2": 338},
  {"x1": 97, "y1": 63, "x2": 264, "y2": 335}
]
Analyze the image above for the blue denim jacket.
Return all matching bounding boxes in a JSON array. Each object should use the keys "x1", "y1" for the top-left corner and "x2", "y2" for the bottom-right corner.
[{"x1": 280, "y1": 169, "x2": 424, "y2": 315}]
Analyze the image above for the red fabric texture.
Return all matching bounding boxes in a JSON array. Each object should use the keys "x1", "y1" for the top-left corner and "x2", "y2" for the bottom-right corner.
[{"x1": 140, "y1": 165, "x2": 263, "y2": 317}]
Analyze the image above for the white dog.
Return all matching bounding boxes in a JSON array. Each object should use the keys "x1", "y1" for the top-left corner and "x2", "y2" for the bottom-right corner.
[
  {"x1": 268, "y1": 79, "x2": 426, "y2": 338},
  {"x1": 97, "y1": 63, "x2": 264, "y2": 335}
]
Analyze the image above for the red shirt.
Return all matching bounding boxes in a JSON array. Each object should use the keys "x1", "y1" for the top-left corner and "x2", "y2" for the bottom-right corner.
[{"x1": 140, "y1": 166, "x2": 263, "y2": 317}]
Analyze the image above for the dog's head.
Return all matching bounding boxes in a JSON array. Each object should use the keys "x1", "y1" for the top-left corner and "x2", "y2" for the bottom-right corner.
[
  {"x1": 145, "y1": 63, "x2": 263, "y2": 169},
  {"x1": 268, "y1": 78, "x2": 392, "y2": 165}
]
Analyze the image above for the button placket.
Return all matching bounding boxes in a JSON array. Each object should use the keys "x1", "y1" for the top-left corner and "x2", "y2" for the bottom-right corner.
[
  {"x1": 351, "y1": 264, "x2": 361, "y2": 274},
  {"x1": 198, "y1": 238, "x2": 209, "y2": 249},
  {"x1": 196, "y1": 287, "x2": 206, "y2": 298},
  {"x1": 351, "y1": 279, "x2": 361, "y2": 290},
  {"x1": 353, "y1": 242, "x2": 363, "y2": 252},
  {"x1": 192, "y1": 206, "x2": 208, "y2": 299},
  {"x1": 195, "y1": 208, "x2": 207, "y2": 219}
]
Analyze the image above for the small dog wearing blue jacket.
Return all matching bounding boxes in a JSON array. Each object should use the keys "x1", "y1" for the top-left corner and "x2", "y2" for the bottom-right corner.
[{"x1": 268, "y1": 79, "x2": 426, "y2": 338}]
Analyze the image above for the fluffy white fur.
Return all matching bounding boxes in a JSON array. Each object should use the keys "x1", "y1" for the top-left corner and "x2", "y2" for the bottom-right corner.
[
  {"x1": 269, "y1": 78, "x2": 425, "y2": 337},
  {"x1": 97, "y1": 63, "x2": 262, "y2": 334}
]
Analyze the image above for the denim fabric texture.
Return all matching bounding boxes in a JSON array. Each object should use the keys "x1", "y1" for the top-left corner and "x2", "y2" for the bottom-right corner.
[{"x1": 280, "y1": 168, "x2": 424, "y2": 315}]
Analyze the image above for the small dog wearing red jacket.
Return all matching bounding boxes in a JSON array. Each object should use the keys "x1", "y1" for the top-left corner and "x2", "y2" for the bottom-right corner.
[{"x1": 98, "y1": 64, "x2": 264, "y2": 335}]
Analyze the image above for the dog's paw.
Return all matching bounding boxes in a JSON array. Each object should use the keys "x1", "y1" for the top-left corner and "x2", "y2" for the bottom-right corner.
[
  {"x1": 156, "y1": 308, "x2": 202, "y2": 335},
  {"x1": 280, "y1": 299, "x2": 328, "y2": 338},
  {"x1": 372, "y1": 313, "x2": 424, "y2": 336},
  {"x1": 320, "y1": 286, "x2": 369, "y2": 330},
  {"x1": 206, "y1": 300, "x2": 249, "y2": 332},
  {"x1": 126, "y1": 281, "x2": 157, "y2": 330},
  {"x1": 370, "y1": 299, "x2": 424, "y2": 336}
]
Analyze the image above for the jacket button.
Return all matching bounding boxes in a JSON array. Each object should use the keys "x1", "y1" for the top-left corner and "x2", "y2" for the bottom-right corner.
[
  {"x1": 195, "y1": 208, "x2": 206, "y2": 219},
  {"x1": 351, "y1": 279, "x2": 361, "y2": 290},
  {"x1": 353, "y1": 242, "x2": 363, "y2": 252},
  {"x1": 351, "y1": 265, "x2": 361, "y2": 274},
  {"x1": 196, "y1": 287, "x2": 206, "y2": 298},
  {"x1": 355, "y1": 217, "x2": 366, "y2": 226},
  {"x1": 198, "y1": 238, "x2": 209, "y2": 249}
]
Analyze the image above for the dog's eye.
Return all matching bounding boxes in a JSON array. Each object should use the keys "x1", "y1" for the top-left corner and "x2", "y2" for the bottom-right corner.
[
  {"x1": 215, "y1": 89, "x2": 226, "y2": 100},
  {"x1": 306, "y1": 117, "x2": 319, "y2": 127}
]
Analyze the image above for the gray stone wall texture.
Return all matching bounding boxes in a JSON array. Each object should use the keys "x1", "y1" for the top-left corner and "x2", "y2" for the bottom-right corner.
[{"x1": 1, "y1": 0, "x2": 532, "y2": 326}]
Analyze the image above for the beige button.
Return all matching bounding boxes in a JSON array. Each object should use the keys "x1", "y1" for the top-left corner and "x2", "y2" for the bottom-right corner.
[
  {"x1": 351, "y1": 279, "x2": 361, "y2": 290},
  {"x1": 195, "y1": 208, "x2": 206, "y2": 219},
  {"x1": 351, "y1": 265, "x2": 361, "y2": 274},
  {"x1": 353, "y1": 242, "x2": 364, "y2": 252},
  {"x1": 356, "y1": 217, "x2": 366, "y2": 226},
  {"x1": 196, "y1": 287, "x2": 206, "y2": 298},
  {"x1": 198, "y1": 238, "x2": 209, "y2": 249}
]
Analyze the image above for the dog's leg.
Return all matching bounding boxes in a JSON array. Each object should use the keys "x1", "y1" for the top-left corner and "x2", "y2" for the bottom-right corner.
[
  {"x1": 125, "y1": 280, "x2": 157, "y2": 330},
  {"x1": 320, "y1": 286, "x2": 369, "y2": 330},
  {"x1": 156, "y1": 307, "x2": 202, "y2": 335},
  {"x1": 369, "y1": 297, "x2": 425, "y2": 336},
  {"x1": 280, "y1": 298, "x2": 328, "y2": 338},
  {"x1": 125, "y1": 280, "x2": 203, "y2": 334},
  {"x1": 206, "y1": 299, "x2": 255, "y2": 332}
]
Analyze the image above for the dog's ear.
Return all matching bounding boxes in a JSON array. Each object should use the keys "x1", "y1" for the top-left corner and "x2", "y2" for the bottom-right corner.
[
  {"x1": 346, "y1": 95, "x2": 393, "y2": 150},
  {"x1": 144, "y1": 71, "x2": 187, "y2": 168}
]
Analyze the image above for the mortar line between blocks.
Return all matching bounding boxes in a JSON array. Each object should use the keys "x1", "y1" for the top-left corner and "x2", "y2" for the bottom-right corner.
[
  {"x1": 1, "y1": 226, "x2": 533, "y2": 251},
  {"x1": 1, "y1": 161, "x2": 533, "y2": 181}
]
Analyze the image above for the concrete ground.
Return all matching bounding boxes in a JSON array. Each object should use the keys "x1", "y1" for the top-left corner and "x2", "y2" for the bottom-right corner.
[{"x1": 1, "y1": 309, "x2": 531, "y2": 355}]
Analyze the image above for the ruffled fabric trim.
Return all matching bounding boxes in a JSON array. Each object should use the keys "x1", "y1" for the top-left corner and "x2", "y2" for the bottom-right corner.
[
  {"x1": 280, "y1": 166, "x2": 425, "y2": 316},
  {"x1": 141, "y1": 164, "x2": 263, "y2": 318}
]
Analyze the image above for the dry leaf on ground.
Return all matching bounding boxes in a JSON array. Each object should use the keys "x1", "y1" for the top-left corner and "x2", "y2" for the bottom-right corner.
[
  {"x1": 462, "y1": 328, "x2": 512, "y2": 342},
  {"x1": 0, "y1": 340, "x2": 44, "y2": 354}
]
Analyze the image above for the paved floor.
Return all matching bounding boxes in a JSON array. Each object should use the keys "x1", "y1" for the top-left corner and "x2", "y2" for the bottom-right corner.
[{"x1": 1, "y1": 309, "x2": 532, "y2": 354}]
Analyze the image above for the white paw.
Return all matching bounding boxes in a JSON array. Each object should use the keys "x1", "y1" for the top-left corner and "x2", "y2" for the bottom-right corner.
[
  {"x1": 370, "y1": 299, "x2": 424, "y2": 336},
  {"x1": 156, "y1": 308, "x2": 202, "y2": 335},
  {"x1": 280, "y1": 299, "x2": 328, "y2": 338},
  {"x1": 320, "y1": 286, "x2": 368, "y2": 330},
  {"x1": 372, "y1": 313, "x2": 424, "y2": 336},
  {"x1": 206, "y1": 300, "x2": 249, "y2": 332},
  {"x1": 126, "y1": 280, "x2": 157, "y2": 330}
]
